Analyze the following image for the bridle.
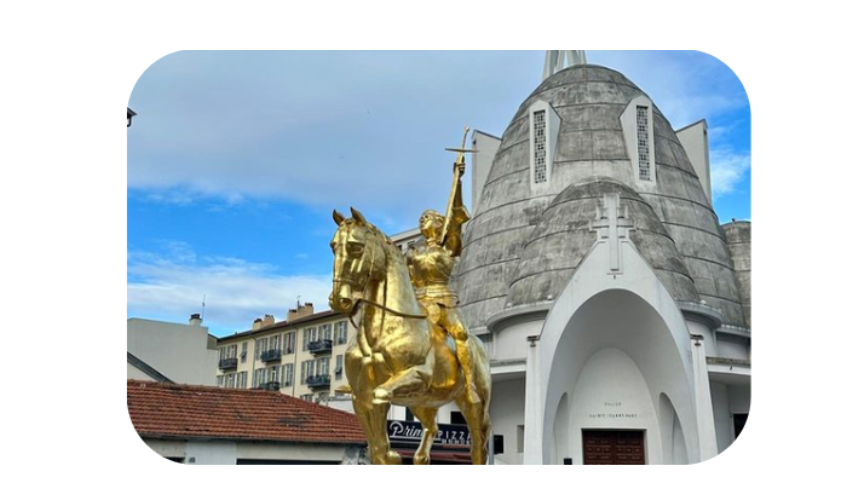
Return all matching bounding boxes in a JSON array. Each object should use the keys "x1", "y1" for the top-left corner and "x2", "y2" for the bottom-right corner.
[{"x1": 334, "y1": 229, "x2": 426, "y2": 333}]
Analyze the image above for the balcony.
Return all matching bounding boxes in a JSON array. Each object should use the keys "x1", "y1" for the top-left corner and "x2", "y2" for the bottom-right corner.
[
  {"x1": 308, "y1": 339, "x2": 333, "y2": 354},
  {"x1": 259, "y1": 381, "x2": 281, "y2": 391},
  {"x1": 261, "y1": 349, "x2": 282, "y2": 362},
  {"x1": 219, "y1": 358, "x2": 238, "y2": 370},
  {"x1": 306, "y1": 374, "x2": 331, "y2": 389}
]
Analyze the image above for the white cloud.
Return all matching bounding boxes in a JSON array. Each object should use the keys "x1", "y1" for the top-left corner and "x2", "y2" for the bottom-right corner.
[
  {"x1": 127, "y1": 247, "x2": 333, "y2": 336},
  {"x1": 710, "y1": 148, "x2": 751, "y2": 198},
  {"x1": 589, "y1": 50, "x2": 749, "y2": 129},
  {"x1": 128, "y1": 51, "x2": 751, "y2": 222}
]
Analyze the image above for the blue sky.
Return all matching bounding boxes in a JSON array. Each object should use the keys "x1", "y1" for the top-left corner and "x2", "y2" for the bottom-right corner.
[{"x1": 128, "y1": 50, "x2": 751, "y2": 337}]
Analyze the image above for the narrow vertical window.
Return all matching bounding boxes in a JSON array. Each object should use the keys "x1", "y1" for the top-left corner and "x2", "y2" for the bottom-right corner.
[
  {"x1": 517, "y1": 425, "x2": 525, "y2": 453},
  {"x1": 285, "y1": 364, "x2": 293, "y2": 386},
  {"x1": 533, "y1": 110, "x2": 547, "y2": 184},
  {"x1": 637, "y1": 106, "x2": 650, "y2": 181}
]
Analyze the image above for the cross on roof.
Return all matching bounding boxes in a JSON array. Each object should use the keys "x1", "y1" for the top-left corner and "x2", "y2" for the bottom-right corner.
[{"x1": 590, "y1": 193, "x2": 634, "y2": 274}]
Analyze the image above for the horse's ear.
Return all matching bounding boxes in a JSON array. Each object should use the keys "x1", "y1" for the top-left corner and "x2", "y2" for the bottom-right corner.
[
  {"x1": 332, "y1": 209, "x2": 345, "y2": 226},
  {"x1": 350, "y1": 207, "x2": 367, "y2": 225}
]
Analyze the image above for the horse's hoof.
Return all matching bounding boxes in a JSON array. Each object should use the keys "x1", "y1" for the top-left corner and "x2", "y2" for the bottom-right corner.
[
  {"x1": 414, "y1": 453, "x2": 431, "y2": 465},
  {"x1": 387, "y1": 451, "x2": 402, "y2": 465}
]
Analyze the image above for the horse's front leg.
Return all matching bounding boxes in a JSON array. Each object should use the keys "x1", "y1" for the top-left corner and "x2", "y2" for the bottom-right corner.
[
  {"x1": 372, "y1": 365, "x2": 430, "y2": 405},
  {"x1": 410, "y1": 407, "x2": 439, "y2": 465},
  {"x1": 366, "y1": 396, "x2": 400, "y2": 464}
]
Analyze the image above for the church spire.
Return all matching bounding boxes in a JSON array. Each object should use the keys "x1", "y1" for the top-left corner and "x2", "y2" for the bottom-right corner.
[{"x1": 542, "y1": 50, "x2": 587, "y2": 81}]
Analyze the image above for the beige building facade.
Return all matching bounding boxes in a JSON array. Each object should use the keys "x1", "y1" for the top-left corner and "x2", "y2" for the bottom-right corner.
[{"x1": 215, "y1": 303, "x2": 351, "y2": 405}]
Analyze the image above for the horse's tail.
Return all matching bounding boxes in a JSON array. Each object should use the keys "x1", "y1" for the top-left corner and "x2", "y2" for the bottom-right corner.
[{"x1": 465, "y1": 334, "x2": 493, "y2": 464}]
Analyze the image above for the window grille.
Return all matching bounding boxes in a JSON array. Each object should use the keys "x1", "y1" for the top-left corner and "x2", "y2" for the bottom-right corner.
[
  {"x1": 637, "y1": 106, "x2": 650, "y2": 181},
  {"x1": 533, "y1": 110, "x2": 547, "y2": 184}
]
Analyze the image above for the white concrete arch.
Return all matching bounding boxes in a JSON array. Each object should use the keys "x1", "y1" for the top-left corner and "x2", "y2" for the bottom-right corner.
[
  {"x1": 523, "y1": 240, "x2": 707, "y2": 464},
  {"x1": 659, "y1": 392, "x2": 689, "y2": 464}
]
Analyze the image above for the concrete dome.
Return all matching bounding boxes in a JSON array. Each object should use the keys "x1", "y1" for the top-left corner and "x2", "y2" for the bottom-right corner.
[
  {"x1": 507, "y1": 178, "x2": 700, "y2": 306},
  {"x1": 457, "y1": 64, "x2": 746, "y2": 330}
]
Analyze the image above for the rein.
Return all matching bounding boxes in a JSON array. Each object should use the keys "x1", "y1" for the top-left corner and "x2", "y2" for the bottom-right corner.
[
  {"x1": 343, "y1": 243, "x2": 427, "y2": 332},
  {"x1": 350, "y1": 296, "x2": 428, "y2": 323}
]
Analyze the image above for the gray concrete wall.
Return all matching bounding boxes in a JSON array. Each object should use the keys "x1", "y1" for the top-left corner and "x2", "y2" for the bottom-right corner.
[
  {"x1": 471, "y1": 130, "x2": 501, "y2": 216},
  {"x1": 676, "y1": 120, "x2": 712, "y2": 206},
  {"x1": 722, "y1": 221, "x2": 751, "y2": 328},
  {"x1": 489, "y1": 377, "x2": 526, "y2": 465},
  {"x1": 127, "y1": 318, "x2": 219, "y2": 386},
  {"x1": 127, "y1": 362, "x2": 155, "y2": 381},
  {"x1": 711, "y1": 381, "x2": 734, "y2": 453}
]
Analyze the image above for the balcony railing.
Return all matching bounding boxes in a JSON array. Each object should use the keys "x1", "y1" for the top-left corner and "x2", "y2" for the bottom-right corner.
[
  {"x1": 259, "y1": 381, "x2": 281, "y2": 391},
  {"x1": 306, "y1": 374, "x2": 331, "y2": 389},
  {"x1": 219, "y1": 358, "x2": 238, "y2": 370},
  {"x1": 308, "y1": 339, "x2": 333, "y2": 354},
  {"x1": 261, "y1": 349, "x2": 282, "y2": 362}
]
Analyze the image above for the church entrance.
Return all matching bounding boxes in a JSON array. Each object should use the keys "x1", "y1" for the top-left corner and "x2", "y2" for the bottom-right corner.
[{"x1": 582, "y1": 430, "x2": 646, "y2": 465}]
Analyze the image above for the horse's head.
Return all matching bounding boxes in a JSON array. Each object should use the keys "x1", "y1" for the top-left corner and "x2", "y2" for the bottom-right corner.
[{"x1": 329, "y1": 207, "x2": 389, "y2": 315}]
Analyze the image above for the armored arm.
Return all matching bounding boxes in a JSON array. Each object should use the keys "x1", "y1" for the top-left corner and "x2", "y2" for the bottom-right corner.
[
  {"x1": 441, "y1": 159, "x2": 471, "y2": 258},
  {"x1": 440, "y1": 126, "x2": 474, "y2": 257}
]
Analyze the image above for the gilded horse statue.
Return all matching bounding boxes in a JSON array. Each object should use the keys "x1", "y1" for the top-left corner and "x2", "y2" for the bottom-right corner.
[{"x1": 328, "y1": 207, "x2": 492, "y2": 465}]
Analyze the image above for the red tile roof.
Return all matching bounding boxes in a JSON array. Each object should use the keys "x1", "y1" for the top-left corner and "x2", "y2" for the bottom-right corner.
[{"x1": 127, "y1": 380, "x2": 365, "y2": 445}]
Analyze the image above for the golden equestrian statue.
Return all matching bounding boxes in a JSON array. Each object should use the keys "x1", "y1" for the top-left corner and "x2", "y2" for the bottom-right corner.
[{"x1": 329, "y1": 128, "x2": 491, "y2": 465}]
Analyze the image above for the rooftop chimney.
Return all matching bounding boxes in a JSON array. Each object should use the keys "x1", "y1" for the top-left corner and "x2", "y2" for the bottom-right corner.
[
  {"x1": 189, "y1": 313, "x2": 202, "y2": 327},
  {"x1": 262, "y1": 314, "x2": 276, "y2": 327},
  {"x1": 252, "y1": 318, "x2": 263, "y2": 331},
  {"x1": 286, "y1": 302, "x2": 315, "y2": 322}
]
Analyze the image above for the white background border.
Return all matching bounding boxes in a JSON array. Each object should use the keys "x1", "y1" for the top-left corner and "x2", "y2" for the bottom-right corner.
[{"x1": 1, "y1": 1, "x2": 844, "y2": 498}]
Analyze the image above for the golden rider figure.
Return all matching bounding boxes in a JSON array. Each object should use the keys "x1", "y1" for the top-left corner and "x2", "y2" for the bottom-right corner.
[{"x1": 406, "y1": 128, "x2": 479, "y2": 404}]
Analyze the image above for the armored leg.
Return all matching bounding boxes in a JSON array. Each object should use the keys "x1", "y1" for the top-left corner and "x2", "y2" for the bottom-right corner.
[{"x1": 444, "y1": 307, "x2": 480, "y2": 405}]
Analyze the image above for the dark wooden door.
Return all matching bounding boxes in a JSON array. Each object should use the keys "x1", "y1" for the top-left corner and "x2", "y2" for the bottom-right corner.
[{"x1": 582, "y1": 430, "x2": 645, "y2": 465}]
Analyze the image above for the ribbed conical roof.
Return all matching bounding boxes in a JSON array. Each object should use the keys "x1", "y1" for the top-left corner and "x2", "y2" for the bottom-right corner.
[{"x1": 457, "y1": 65, "x2": 746, "y2": 330}]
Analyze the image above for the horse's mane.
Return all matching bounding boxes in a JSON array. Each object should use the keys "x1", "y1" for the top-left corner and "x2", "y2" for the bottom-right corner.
[{"x1": 362, "y1": 221, "x2": 403, "y2": 263}]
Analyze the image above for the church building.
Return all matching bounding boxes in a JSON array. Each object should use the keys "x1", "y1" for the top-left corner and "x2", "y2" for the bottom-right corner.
[{"x1": 458, "y1": 51, "x2": 751, "y2": 464}]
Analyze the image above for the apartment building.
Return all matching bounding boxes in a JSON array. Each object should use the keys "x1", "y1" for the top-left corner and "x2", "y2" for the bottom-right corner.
[{"x1": 215, "y1": 303, "x2": 350, "y2": 405}]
